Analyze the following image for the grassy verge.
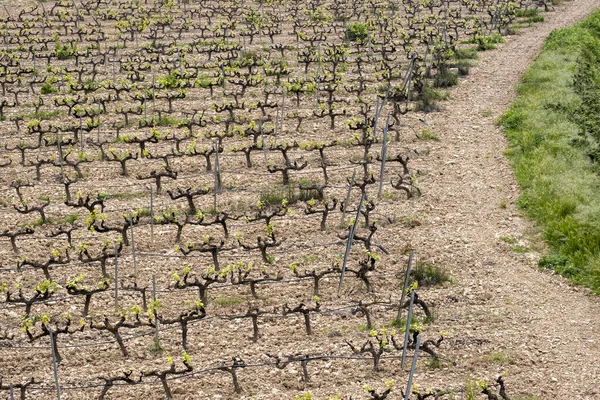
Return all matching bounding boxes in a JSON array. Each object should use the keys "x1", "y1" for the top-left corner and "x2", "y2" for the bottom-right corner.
[{"x1": 500, "y1": 10, "x2": 600, "y2": 293}]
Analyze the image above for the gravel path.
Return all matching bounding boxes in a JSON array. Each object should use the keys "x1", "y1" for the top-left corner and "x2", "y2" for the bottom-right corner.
[{"x1": 412, "y1": 0, "x2": 600, "y2": 398}]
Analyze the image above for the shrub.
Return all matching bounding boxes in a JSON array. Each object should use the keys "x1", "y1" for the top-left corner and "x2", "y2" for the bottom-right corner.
[{"x1": 346, "y1": 22, "x2": 369, "y2": 42}]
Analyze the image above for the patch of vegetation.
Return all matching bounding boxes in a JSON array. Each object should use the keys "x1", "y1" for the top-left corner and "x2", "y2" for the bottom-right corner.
[
  {"x1": 98, "y1": 191, "x2": 146, "y2": 200},
  {"x1": 466, "y1": 34, "x2": 504, "y2": 51},
  {"x1": 415, "y1": 85, "x2": 448, "y2": 113},
  {"x1": 523, "y1": 15, "x2": 544, "y2": 24},
  {"x1": 19, "y1": 110, "x2": 62, "y2": 120},
  {"x1": 215, "y1": 296, "x2": 245, "y2": 307},
  {"x1": 512, "y1": 244, "x2": 530, "y2": 253},
  {"x1": 515, "y1": 8, "x2": 540, "y2": 18},
  {"x1": 500, "y1": 235, "x2": 517, "y2": 244},
  {"x1": 481, "y1": 108, "x2": 493, "y2": 117},
  {"x1": 434, "y1": 67, "x2": 458, "y2": 88},
  {"x1": 417, "y1": 128, "x2": 440, "y2": 141},
  {"x1": 453, "y1": 47, "x2": 479, "y2": 60},
  {"x1": 411, "y1": 260, "x2": 452, "y2": 287},
  {"x1": 259, "y1": 184, "x2": 303, "y2": 206},
  {"x1": 500, "y1": 9, "x2": 600, "y2": 293},
  {"x1": 456, "y1": 60, "x2": 472, "y2": 76},
  {"x1": 346, "y1": 22, "x2": 369, "y2": 42}
]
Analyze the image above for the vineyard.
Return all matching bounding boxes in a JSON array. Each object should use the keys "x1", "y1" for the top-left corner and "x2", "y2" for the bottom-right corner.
[{"x1": 0, "y1": 0, "x2": 570, "y2": 398}]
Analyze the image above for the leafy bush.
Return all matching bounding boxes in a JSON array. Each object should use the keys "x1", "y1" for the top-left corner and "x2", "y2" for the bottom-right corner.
[{"x1": 346, "y1": 22, "x2": 369, "y2": 42}]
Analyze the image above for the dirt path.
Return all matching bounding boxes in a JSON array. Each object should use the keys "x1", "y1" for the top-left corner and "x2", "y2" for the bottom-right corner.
[{"x1": 410, "y1": 0, "x2": 600, "y2": 398}]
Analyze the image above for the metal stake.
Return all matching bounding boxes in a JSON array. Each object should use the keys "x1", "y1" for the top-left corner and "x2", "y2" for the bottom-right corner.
[
  {"x1": 340, "y1": 170, "x2": 356, "y2": 227},
  {"x1": 397, "y1": 250, "x2": 414, "y2": 321},
  {"x1": 149, "y1": 186, "x2": 154, "y2": 243},
  {"x1": 129, "y1": 215, "x2": 137, "y2": 283},
  {"x1": 377, "y1": 114, "x2": 390, "y2": 199},
  {"x1": 401, "y1": 290, "x2": 416, "y2": 369},
  {"x1": 49, "y1": 329, "x2": 61, "y2": 400},
  {"x1": 152, "y1": 275, "x2": 159, "y2": 344},
  {"x1": 404, "y1": 333, "x2": 421, "y2": 400},
  {"x1": 339, "y1": 191, "x2": 365, "y2": 293},
  {"x1": 114, "y1": 245, "x2": 119, "y2": 310}
]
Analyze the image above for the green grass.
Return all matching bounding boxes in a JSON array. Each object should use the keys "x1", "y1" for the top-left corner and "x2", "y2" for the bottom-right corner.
[
  {"x1": 500, "y1": 235, "x2": 517, "y2": 244},
  {"x1": 215, "y1": 296, "x2": 245, "y2": 307},
  {"x1": 515, "y1": 8, "x2": 540, "y2": 18},
  {"x1": 411, "y1": 260, "x2": 452, "y2": 287},
  {"x1": 500, "y1": 9, "x2": 600, "y2": 293},
  {"x1": 417, "y1": 128, "x2": 440, "y2": 141}
]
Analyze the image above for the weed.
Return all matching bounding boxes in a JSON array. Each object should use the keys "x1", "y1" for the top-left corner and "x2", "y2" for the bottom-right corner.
[
  {"x1": 515, "y1": 8, "x2": 539, "y2": 17},
  {"x1": 148, "y1": 337, "x2": 163, "y2": 354},
  {"x1": 434, "y1": 66, "x2": 458, "y2": 88},
  {"x1": 500, "y1": 235, "x2": 517, "y2": 244},
  {"x1": 411, "y1": 260, "x2": 451, "y2": 287},
  {"x1": 512, "y1": 244, "x2": 530, "y2": 253},
  {"x1": 259, "y1": 185, "x2": 299, "y2": 206},
  {"x1": 481, "y1": 108, "x2": 493, "y2": 117},
  {"x1": 499, "y1": 198, "x2": 508, "y2": 209},
  {"x1": 464, "y1": 375, "x2": 481, "y2": 400},
  {"x1": 467, "y1": 34, "x2": 504, "y2": 51},
  {"x1": 453, "y1": 47, "x2": 479, "y2": 60},
  {"x1": 415, "y1": 85, "x2": 448, "y2": 113},
  {"x1": 524, "y1": 15, "x2": 544, "y2": 24},
  {"x1": 346, "y1": 22, "x2": 369, "y2": 42},
  {"x1": 456, "y1": 60, "x2": 472, "y2": 76},
  {"x1": 426, "y1": 356, "x2": 443, "y2": 369},
  {"x1": 402, "y1": 214, "x2": 422, "y2": 228},
  {"x1": 41, "y1": 82, "x2": 58, "y2": 94},
  {"x1": 417, "y1": 128, "x2": 440, "y2": 141},
  {"x1": 215, "y1": 296, "x2": 245, "y2": 307},
  {"x1": 487, "y1": 351, "x2": 512, "y2": 364}
]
